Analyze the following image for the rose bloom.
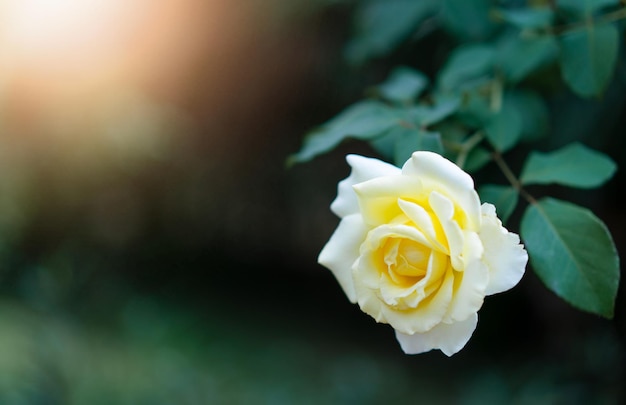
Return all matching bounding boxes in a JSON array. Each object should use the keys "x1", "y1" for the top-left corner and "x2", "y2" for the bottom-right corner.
[{"x1": 319, "y1": 151, "x2": 528, "y2": 356}]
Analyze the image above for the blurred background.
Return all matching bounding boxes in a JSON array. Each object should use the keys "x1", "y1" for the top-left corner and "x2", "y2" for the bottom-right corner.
[{"x1": 0, "y1": 0, "x2": 623, "y2": 403}]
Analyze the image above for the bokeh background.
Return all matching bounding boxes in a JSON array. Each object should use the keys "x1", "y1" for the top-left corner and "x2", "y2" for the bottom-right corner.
[{"x1": 0, "y1": 0, "x2": 624, "y2": 403}]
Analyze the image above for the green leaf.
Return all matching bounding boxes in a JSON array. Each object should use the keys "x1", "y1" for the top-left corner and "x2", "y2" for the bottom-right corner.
[
  {"x1": 391, "y1": 129, "x2": 414, "y2": 167},
  {"x1": 559, "y1": 23, "x2": 619, "y2": 97},
  {"x1": 411, "y1": 95, "x2": 461, "y2": 127},
  {"x1": 520, "y1": 142, "x2": 616, "y2": 188},
  {"x1": 479, "y1": 185, "x2": 518, "y2": 224},
  {"x1": 455, "y1": 84, "x2": 495, "y2": 127},
  {"x1": 438, "y1": 44, "x2": 495, "y2": 91},
  {"x1": 369, "y1": 129, "x2": 397, "y2": 160},
  {"x1": 498, "y1": 7, "x2": 554, "y2": 29},
  {"x1": 497, "y1": 33, "x2": 559, "y2": 83},
  {"x1": 505, "y1": 91, "x2": 550, "y2": 142},
  {"x1": 369, "y1": 126, "x2": 442, "y2": 166},
  {"x1": 484, "y1": 95, "x2": 523, "y2": 152},
  {"x1": 289, "y1": 101, "x2": 402, "y2": 164},
  {"x1": 558, "y1": 0, "x2": 620, "y2": 15},
  {"x1": 464, "y1": 146, "x2": 492, "y2": 173},
  {"x1": 345, "y1": 0, "x2": 440, "y2": 65},
  {"x1": 392, "y1": 128, "x2": 443, "y2": 166},
  {"x1": 442, "y1": 0, "x2": 495, "y2": 41},
  {"x1": 521, "y1": 198, "x2": 620, "y2": 318},
  {"x1": 376, "y1": 66, "x2": 429, "y2": 103}
]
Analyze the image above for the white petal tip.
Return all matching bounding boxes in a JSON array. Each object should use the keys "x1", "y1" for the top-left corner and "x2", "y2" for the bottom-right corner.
[{"x1": 394, "y1": 314, "x2": 478, "y2": 356}]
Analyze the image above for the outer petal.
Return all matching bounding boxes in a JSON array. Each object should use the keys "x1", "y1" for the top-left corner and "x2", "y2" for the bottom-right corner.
[
  {"x1": 429, "y1": 192, "x2": 489, "y2": 322},
  {"x1": 444, "y1": 238, "x2": 489, "y2": 322},
  {"x1": 331, "y1": 155, "x2": 401, "y2": 218},
  {"x1": 402, "y1": 151, "x2": 481, "y2": 231},
  {"x1": 353, "y1": 176, "x2": 423, "y2": 227},
  {"x1": 479, "y1": 203, "x2": 528, "y2": 295},
  {"x1": 394, "y1": 313, "x2": 478, "y2": 356},
  {"x1": 318, "y1": 214, "x2": 368, "y2": 302}
]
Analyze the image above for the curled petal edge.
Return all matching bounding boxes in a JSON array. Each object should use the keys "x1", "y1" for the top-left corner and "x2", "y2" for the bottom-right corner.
[
  {"x1": 402, "y1": 151, "x2": 482, "y2": 231},
  {"x1": 479, "y1": 203, "x2": 528, "y2": 296},
  {"x1": 318, "y1": 214, "x2": 368, "y2": 303},
  {"x1": 394, "y1": 313, "x2": 478, "y2": 357},
  {"x1": 331, "y1": 154, "x2": 401, "y2": 218}
]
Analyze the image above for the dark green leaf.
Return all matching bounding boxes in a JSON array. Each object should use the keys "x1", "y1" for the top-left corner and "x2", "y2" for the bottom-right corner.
[
  {"x1": 464, "y1": 146, "x2": 492, "y2": 173},
  {"x1": 520, "y1": 142, "x2": 616, "y2": 188},
  {"x1": 438, "y1": 44, "x2": 495, "y2": 91},
  {"x1": 484, "y1": 95, "x2": 523, "y2": 152},
  {"x1": 417, "y1": 132, "x2": 444, "y2": 154},
  {"x1": 289, "y1": 101, "x2": 403, "y2": 164},
  {"x1": 392, "y1": 127, "x2": 421, "y2": 167},
  {"x1": 559, "y1": 23, "x2": 619, "y2": 97},
  {"x1": 521, "y1": 198, "x2": 620, "y2": 318},
  {"x1": 505, "y1": 91, "x2": 550, "y2": 142},
  {"x1": 370, "y1": 126, "x2": 442, "y2": 166},
  {"x1": 369, "y1": 126, "x2": 398, "y2": 162},
  {"x1": 393, "y1": 128, "x2": 443, "y2": 166},
  {"x1": 369, "y1": 129, "x2": 397, "y2": 160},
  {"x1": 558, "y1": 0, "x2": 620, "y2": 16},
  {"x1": 411, "y1": 95, "x2": 461, "y2": 127},
  {"x1": 345, "y1": 0, "x2": 440, "y2": 65},
  {"x1": 455, "y1": 84, "x2": 495, "y2": 127},
  {"x1": 479, "y1": 184, "x2": 518, "y2": 223},
  {"x1": 498, "y1": 7, "x2": 554, "y2": 29},
  {"x1": 376, "y1": 66, "x2": 429, "y2": 103},
  {"x1": 497, "y1": 33, "x2": 559, "y2": 83},
  {"x1": 431, "y1": 119, "x2": 467, "y2": 143},
  {"x1": 442, "y1": 0, "x2": 495, "y2": 41}
]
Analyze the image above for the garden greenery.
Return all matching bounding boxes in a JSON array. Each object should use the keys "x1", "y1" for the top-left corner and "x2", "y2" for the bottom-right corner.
[{"x1": 292, "y1": 0, "x2": 621, "y2": 321}]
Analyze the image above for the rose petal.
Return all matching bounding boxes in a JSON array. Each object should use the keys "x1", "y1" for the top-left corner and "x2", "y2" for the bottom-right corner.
[
  {"x1": 357, "y1": 223, "x2": 440, "y2": 294},
  {"x1": 397, "y1": 198, "x2": 448, "y2": 254},
  {"x1": 479, "y1": 203, "x2": 528, "y2": 295},
  {"x1": 380, "y1": 259, "x2": 454, "y2": 334},
  {"x1": 402, "y1": 151, "x2": 481, "y2": 231},
  {"x1": 355, "y1": 223, "x2": 454, "y2": 333},
  {"x1": 331, "y1": 155, "x2": 401, "y2": 218},
  {"x1": 444, "y1": 234, "x2": 489, "y2": 322},
  {"x1": 428, "y1": 191, "x2": 464, "y2": 270},
  {"x1": 353, "y1": 175, "x2": 424, "y2": 227},
  {"x1": 318, "y1": 213, "x2": 368, "y2": 302},
  {"x1": 394, "y1": 313, "x2": 478, "y2": 356},
  {"x1": 356, "y1": 224, "x2": 431, "y2": 301}
]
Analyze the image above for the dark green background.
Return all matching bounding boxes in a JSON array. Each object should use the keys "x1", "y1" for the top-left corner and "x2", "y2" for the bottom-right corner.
[{"x1": 0, "y1": 0, "x2": 624, "y2": 403}]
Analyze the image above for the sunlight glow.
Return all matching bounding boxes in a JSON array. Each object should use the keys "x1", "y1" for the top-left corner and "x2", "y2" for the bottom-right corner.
[
  {"x1": 0, "y1": 0, "x2": 258, "y2": 152},
  {"x1": 1, "y1": 0, "x2": 139, "y2": 77},
  {"x1": 5, "y1": 0, "x2": 113, "y2": 49}
]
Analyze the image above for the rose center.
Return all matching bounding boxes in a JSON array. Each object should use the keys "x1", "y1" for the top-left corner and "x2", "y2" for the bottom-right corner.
[{"x1": 383, "y1": 238, "x2": 430, "y2": 279}]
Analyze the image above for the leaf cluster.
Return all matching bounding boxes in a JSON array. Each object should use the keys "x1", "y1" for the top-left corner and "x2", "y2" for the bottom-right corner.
[{"x1": 291, "y1": 0, "x2": 622, "y2": 318}]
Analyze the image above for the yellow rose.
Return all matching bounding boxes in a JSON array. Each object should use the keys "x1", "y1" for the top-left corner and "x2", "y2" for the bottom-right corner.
[{"x1": 319, "y1": 152, "x2": 528, "y2": 356}]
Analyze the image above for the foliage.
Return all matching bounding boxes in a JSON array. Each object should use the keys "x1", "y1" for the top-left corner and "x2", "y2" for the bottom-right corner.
[
  {"x1": 521, "y1": 198, "x2": 619, "y2": 318},
  {"x1": 0, "y1": 297, "x2": 621, "y2": 403},
  {"x1": 292, "y1": 0, "x2": 623, "y2": 319},
  {"x1": 520, "y1": 143, "x2": 616, "y2": 188}
]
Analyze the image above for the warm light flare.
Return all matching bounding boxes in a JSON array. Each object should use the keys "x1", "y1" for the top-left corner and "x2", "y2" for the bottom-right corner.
[
  {"x1": 1, "y1": 0, "x2": 146, "y2": 80},
  {"x1": 0, "y1": 0, "x2": 219, "y2": 124},
  {"x1": 0, "y1": 0, "x2": 284, "y2": 161},
  {"x1": 0, "y1": 0, "x2": 226, "y2": 174},
  {"x1": 4, "y1": 0, "x2": 116, "y2": 51}
]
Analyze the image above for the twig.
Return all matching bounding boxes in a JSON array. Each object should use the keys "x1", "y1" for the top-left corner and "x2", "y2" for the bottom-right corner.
[{"x1": 492, "y1": 151, "x2": 537, "y2": 205}]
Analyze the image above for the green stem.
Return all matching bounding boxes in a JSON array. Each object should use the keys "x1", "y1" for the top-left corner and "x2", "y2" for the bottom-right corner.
[
  {"x1": 492, "y1": 151, "x2": 537, "y2": 205},
  {"x1": 456, "y1": 132, "x2": 484, "y2": 169},
  {"x1": 553, "y1": 6, "x2": 626, "y2": 35},
  {"x1": 593, "y1": 6, "x2": 626, "y2": 25}
]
